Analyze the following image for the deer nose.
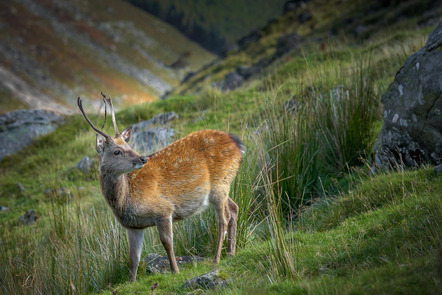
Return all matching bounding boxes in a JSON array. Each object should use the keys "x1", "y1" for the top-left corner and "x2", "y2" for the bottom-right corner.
[{"x1": 140, "y1": 156, "x2": 147, "y2": 164}]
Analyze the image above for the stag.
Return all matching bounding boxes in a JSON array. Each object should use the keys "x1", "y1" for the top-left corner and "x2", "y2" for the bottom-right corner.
[{"x1": 77, "y1": 94, "x2": 245, "y2": 281}]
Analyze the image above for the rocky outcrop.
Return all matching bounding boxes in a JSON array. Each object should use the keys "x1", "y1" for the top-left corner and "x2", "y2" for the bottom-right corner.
[
  {"x1": 131, "y1": 126, "x2": 175, "y2": 155},
  {"x1": 237, "y1": 29, "x2": 262, "y2": 49},
  {"x1": 144, "y1": 253, "x2": 204, "y2": 274},
  {"x1": 374, "y1": 23, "x2": 442, "y2": 168},
  {"x1": 135, "y1": 112, "x2": 178, "y2": 128},
  {"x1": 0, "y1": 109, "x2": 63, "y2": 161},
  {"x1": 181, "y1": 71, "x2": 196, "y2": 84},
  {"x1": 129, "y1": 112, "x2": 178, "y2": 155},
  {"x1": 220, "y1": 58, "x2": 271, "y2": 92}
]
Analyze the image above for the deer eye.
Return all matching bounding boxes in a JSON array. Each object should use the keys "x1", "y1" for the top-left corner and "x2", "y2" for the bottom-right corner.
[{"x1": 113, "y1": 150, "x2": 121, "y2": 156}]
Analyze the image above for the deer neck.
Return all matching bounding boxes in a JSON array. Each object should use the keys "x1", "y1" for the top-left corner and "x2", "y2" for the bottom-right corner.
[
  {"x1": 100, "y1": 172, "x2": 129, "y2": 213},
  {"x1": 99, "y1": 171, "x2": 149, "y2": 229}
]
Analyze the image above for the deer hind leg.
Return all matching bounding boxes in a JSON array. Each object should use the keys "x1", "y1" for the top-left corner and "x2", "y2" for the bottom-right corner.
[
  {"x1": 128, "y1": 228, "x2": 144, "y2": 282},
  {"x1": 211, "y1": 189, "x2": 229, "y2": 264},
  {"x1": 226, "y1": 198, "x2": 239, "y2": 256},
  {"x1": 156, "y1": 216, "x2": 179, "y2": 273}
]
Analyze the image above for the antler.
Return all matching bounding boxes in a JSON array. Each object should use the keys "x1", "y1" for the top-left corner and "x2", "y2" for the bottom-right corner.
[
  {"x1": 77, "y1": 97, "x2": 111, "y2": 140},
  {"x1": 101, "y1": 92, "x2": 120, "y2": 137}
]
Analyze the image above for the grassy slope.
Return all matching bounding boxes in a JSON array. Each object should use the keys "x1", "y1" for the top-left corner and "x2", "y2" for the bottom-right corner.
[
  {"x1": 0, "y1": 0, "x2": 441, "y2": 294},
  {"x1": 171, "y1": 0, "x2": 438, "y2": 95},
  {"x1": 0, "y1": 0, "x2": 214, "y2": 113},
  {"x1": 107, "y1": 168, "x2": 441, "y2": 294}
]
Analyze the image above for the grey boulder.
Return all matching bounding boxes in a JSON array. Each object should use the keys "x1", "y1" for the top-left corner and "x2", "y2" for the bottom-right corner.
[
  {"x1": 129, "y1": 112, "x2": 178, "y2": 155},
  {"x1": 0, "y1": 109, "x2": 63, "y2": 161},
  {"x1": 374, "y1": 23, "x2": 442, "y2": 167},
  {"x1": 130, "y1": 126, "x2": 175, "y2": 155},
  {"x1": 76, "y1": 156, "x2": 95, "y2": 173}
]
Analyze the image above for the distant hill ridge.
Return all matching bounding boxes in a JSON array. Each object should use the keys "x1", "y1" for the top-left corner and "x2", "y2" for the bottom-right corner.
[
  {"x1": 0, "y1": 0, "x2": 214, "y2": 115},
  {"x1": 125, "y1": 0, "x2": 287, "y2": 54}
]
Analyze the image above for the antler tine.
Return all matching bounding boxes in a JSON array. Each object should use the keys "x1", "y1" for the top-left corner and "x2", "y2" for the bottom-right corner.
[
  {"x1": 77, "y1": 97, "x2": 111, "y2": 140},
  {"x1": 101, "y1": 92, "x2": 120, "y2": 137}
]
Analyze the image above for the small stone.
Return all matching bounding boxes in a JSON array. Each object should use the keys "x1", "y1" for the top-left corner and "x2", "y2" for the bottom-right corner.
[
  {"x1": 17, "y1": 183, "x2": 26, "y2": 192},
  {"x1": 44, "y1": 187, "x2": 71, "y2": 198},
  {"x1": 222, "y1": 72, "x2": 244, "y2": 91},
  {"x1": 19, "y1": 209, "x2": 38, "y2": 225},
  {"x1": 183, "y1": 269, "x2": 230, "y2": 290},
  {"x1": 0, "y1": 206, "x2": 10, "y2": 212},
  {"x1": 76, "y1": 156, "x2": 94, "y2": 174},
  {"x1": 57, "y1": 187, "x2": 70, "y2": 197},
  {"x1": 144, "y1": 253, "x2": 204, "y2": 274}
]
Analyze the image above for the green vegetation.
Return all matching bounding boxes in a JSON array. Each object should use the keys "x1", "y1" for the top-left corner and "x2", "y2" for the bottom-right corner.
[
  {"x1": 1, "y1": 0, "x2": 441, "y2": 294},
  {"x1": 171, "y1": 0, "x2": 437, "y2": 96}
]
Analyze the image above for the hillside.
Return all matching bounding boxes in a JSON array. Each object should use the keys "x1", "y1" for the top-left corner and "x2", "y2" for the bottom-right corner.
[
  {"x1": 0, "y1": 0, "x2": 441, "y2": 294},
  {"x1": 126, "y1": 0, "x2": 287, "y2": 54},
  {"x1": 171, "y1": 0, "x2": 441, "y2": 96},
  {"x1": 0, "y1": 0, "x2": 214, "y2": 115}
]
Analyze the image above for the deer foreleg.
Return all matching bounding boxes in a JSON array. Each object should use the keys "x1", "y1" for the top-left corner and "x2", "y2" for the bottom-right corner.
[
  {"x1": 128, "y1": 228, "x2": 144, "y2": 282},
  {"x1": 156, "y1": 217, "x2": 179, "y2": 273}
]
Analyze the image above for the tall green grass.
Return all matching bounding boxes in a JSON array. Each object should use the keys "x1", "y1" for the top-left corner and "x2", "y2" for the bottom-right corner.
[
  {"x1": 0, "y1": 195, "x2": 129, "y2": 294},
  {"x1": 0, "y1": 56, "x2": 398, "y2": 294},
  {"x1": 0, "y1": 21, "x2": 436, "y2": 294},
  {"x1": 260, "y1": 58, "x2": 380, "y2": 215},
  {"x1": 244, "y1": 57, "x2": 383, "y2": 283}
]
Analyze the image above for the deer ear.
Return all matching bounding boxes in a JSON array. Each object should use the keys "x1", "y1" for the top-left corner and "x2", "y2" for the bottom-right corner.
[
  {"x1": 96, "y1": 133, "x2": 105, "y2": 155},
  {"x1": 121, "y1": 125, "x2": 133, "y2": 143}
]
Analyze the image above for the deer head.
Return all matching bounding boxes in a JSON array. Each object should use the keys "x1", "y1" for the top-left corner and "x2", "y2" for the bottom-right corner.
[{"x1": 77, "y1": 95, "x2": 147, "y2": 176}]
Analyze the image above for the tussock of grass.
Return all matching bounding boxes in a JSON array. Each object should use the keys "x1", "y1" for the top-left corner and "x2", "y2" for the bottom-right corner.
[{"x1": 259, "y1": 57, "x2": 380, "y2": 214}]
